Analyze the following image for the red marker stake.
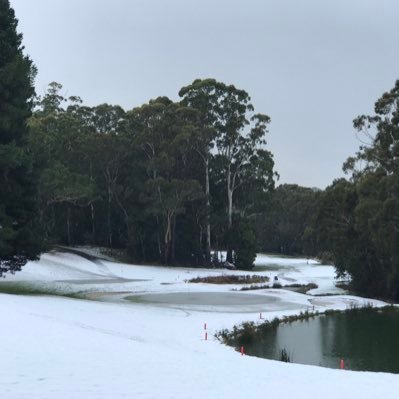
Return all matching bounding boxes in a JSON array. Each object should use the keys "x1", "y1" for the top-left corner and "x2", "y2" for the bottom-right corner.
[
  {"x1": 340, "y1": 359, "x2": 345, "y2": 369},
  {"x1": 205, "y1": 332, "x2": 208, "y2": 341},
  {"x1": 240, "y1": 346, "x2": 245, "y2": 356},
  {"x1": 260, "y1": 312, "x2": 263, "y2": 319},
  {"x1": 204, "y1": 323, "x2": 207, "y2": 330}
]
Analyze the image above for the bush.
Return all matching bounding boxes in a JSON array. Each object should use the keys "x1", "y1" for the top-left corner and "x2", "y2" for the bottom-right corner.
[
  {"x1": 188, "y1": 275, "x2": 269, "y2": 284},
  {"x1": 280, "y1": 348, "x2": 291, "y2": 362},
  {"x1": 232, "y1": 222, "x2": 258, "y2": 270}
]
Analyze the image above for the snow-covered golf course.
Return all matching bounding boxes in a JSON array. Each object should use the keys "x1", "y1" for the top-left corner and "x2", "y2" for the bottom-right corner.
[{"x1": 0, "y1": 249, "x2": 398, "y2": 399}]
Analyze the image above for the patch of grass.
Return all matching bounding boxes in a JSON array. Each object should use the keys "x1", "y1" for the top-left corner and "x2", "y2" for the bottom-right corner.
[
  {"x1": 237, "y1": 282, "x2": 318, "y2": 293},
  {"x1": 187, "y1": 274, "x2": 269, "y2": 285},
  {"x1": 238, "y1": 284, "x2": 271, "y2": 291},
  {"x1": 323, "y1": 302, "x2": 398, "y2": 316},
  {"x1": 0, "y1": 282, "x2": 85, "y2": 299},
  {"x1": 99, "y1": 248, "x2": 131, "y2": 263},
  {"x1": 284, "y1": 283, "x2": 318, "y2": 294}
]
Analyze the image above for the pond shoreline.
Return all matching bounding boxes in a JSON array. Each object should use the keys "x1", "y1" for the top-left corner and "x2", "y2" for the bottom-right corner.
[{"x1": 217, "y1": 304, "x2": 399, "y2": 373}]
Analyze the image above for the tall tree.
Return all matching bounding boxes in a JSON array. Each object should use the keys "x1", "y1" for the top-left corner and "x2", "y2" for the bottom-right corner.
[
  {"x1": 180, "y1": 79, "x2": 276, "y2": 265},
  {"x1": 0, "y1": 0, "x2": 42, "y2": 275},
  {"x1": 179, "y1": 79, "x2": 219, "y2": 265},
  {"x1": 127, "y1": 97, "x2": 204, "y2": 264},
  {"x1": 319, "y1": 80, "x2": 399, "y2": 300},
  {"x1": 29, "y1": 83, "x2": 96, "y2": 244}
]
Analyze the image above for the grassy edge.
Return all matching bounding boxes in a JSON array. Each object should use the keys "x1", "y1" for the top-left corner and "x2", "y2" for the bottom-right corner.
[
  {"x1": 0, "y1": 281, "x2": 88, "y2": 300},
  {"x1": 215, "y1": 303, "x2": 399, "y2": 352}
]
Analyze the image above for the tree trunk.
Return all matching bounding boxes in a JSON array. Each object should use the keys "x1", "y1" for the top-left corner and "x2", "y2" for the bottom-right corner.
[
  {"x1": 163, "y1": 214, "x2": 173, "y2": 264},
  {"x1": 171, "y1": 216, "x2": 176, "y2": 264},
  {"x1": 90, "y1": 203, "x2": 95, "y2": 242},
  {"x1": 156, "y1": 216, "x2": 162, "y2": 261},
  {"x1": 107, "y1": 186, "x2": 112, "y2": 248},
  {"x1": 115, "y1": 194, "x2": 130, "y2": 245},
  {"x1": 139, "y1": 231, "x2": 145, "y2": 261},
  {"x1": 205, "y1": 157, "x2": 211, "y2": 265},
  {"x1": 227, "y1": 164, "x2": 233, "y2": 229},
  {"x1": 226, "y1": 164, "x2": 234, "y2": 263},
  {"x1": 66, "y1": 206, "x2": 71, "y2": 246},
  {"x1": 199, "y1": 224, "x2": 203, "y2": 266}
]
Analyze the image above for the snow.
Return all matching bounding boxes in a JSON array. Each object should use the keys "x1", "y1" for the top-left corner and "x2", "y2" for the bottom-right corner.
[{"x1": 0, "y1": 250, "x2": 397, "y2": 398}]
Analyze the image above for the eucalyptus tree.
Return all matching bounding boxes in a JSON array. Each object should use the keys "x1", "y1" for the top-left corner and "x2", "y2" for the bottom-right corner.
[
  {"x1": 29, "y1": 83, "x2": 95, "y2": 244},
  {"x1": 180, "y1": 79, "x2": 276, "y2": 264},
  {"x1": 125, "y1": 97, "x2": 173, "y2": 259},
  {"x1": 179, "y1": 79, "x2": 219, "y2": 264},
  {"x1": 0, "y1": 0, "x2": 42, "y2": 274},
  {"x1": 127, "y1": 97, "x2": 203, "y2": 264},
  {"x1": 84, "y1": 104, "x2": 131, "y2": 247},
  {"x1": 320, "y1": 80, "x2": 399, "y2": 300}
]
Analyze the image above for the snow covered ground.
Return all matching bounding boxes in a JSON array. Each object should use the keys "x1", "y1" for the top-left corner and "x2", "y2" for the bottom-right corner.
[{"x1": 0, "y1": 250, "x2": 397, "y2": 399}]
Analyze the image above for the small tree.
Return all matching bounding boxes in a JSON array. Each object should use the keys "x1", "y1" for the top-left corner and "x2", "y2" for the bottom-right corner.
[{"x1": 228, "y1": 221, "x2": 257, "y2": 270}]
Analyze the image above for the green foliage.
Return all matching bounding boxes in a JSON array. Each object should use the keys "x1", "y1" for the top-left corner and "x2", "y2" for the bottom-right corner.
[
  {"x1": 40, "y1": 162, "x2": 94, "y2": 206},
  {"x1": 26, "y1": 78, "x2": 276, "y2": 269},
  {"x1": 188, "y1": 274, "x2": 269, "y2": 284},
  {"x1": 256, "y1": 184, "x2": 319, "y2": 256},
  {"x1": 315, "y1": 80, "x2": 399, "y2": 301},
  {"x1": 0, "y1": 1, "x2": 42, "y2": 275},
  {"x1": 180, "y1": 79, "x2": 276, "y2": 265},
  {"x1": 232, "y1": 222, "x2": 258, "y2": 270},
  {"x1": 216, "y1": 310, "x2": 320, "y2": 351}
]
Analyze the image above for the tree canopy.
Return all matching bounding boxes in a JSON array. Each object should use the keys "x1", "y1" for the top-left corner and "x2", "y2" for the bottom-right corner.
[
  {"x1": 304, "y1": 81, "x2": 399, "y2": 300},
  {"x1": 9, "y1": 0, "x2": 399, "y2": 299},
  {"x1": 26, "y1": 80, "x2": 276, "y2": 270}
]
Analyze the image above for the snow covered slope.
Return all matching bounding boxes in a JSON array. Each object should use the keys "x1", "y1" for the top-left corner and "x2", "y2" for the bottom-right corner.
[{"x1": 0, "y1": 250, "x2": 397, "y2": 399}]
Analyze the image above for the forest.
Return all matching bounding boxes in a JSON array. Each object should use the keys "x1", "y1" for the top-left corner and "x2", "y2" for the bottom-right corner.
[
  {"x1": 1, "y1": 0, "x2": 399, "y2": 300},
  {"x1": 25, "y1": 79, "x2": 276, "y2": 270}
]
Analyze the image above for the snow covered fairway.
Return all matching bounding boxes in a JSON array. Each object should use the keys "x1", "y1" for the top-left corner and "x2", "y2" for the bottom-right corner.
[{"x1": 0, "y1": 250, "x2": 398, "y2": 399}]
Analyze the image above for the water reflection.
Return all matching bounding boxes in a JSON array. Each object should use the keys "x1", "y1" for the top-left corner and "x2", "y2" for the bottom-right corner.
[{"x1": 247, "y1": 312, "x2": 399, "y2": 373}]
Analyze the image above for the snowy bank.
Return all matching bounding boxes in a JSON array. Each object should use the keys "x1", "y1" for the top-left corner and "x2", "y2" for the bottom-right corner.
[{"x1": 0, "y1": 250, "x2": 397, "y2": 398}]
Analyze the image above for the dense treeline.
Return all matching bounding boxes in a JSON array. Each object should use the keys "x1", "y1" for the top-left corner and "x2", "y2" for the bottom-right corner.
[
  {"x1": 315, "y1": 82, "x2": 399, "y2": 300},
  {"x1": 256, "y1": 81, "x2": 399, "y2": 301},
  {"x1": 3, "y1": 0, "x2": 399, "y2": 300},
  {"x1": 255, "y1": 184, "x2": 320, "y2": 256},
  {"x1": 0, "y1": 0, "x2": 277, "y2": 272},
  {"x1": 28, "y1": 80, "x2": 276, "y2": 269}
]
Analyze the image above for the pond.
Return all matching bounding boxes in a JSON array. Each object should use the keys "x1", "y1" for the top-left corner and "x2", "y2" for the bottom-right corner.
[
  {"x1": 125, "y1": 292, "x2": 308, "y2": 313},
  {"x1": 244, "y1": 310, "x2": 399, "y2": 373}
]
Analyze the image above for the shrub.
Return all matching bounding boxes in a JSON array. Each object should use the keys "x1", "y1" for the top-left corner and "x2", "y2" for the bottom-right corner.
[
  {"x1": 188, "y1": 275, "x2": 269, "y2": 284},
  {"x1": 280, "y1": 348, "x2": 291, "y2": 362}
]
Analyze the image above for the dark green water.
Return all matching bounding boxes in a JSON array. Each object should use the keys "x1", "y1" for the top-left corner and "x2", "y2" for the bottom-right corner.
[{"x1": 246, "y1": 311, "x2": 399, "y2": 373}]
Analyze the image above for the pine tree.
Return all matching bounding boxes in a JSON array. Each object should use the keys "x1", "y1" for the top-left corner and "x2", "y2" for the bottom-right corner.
[{"x1": 0, "y1": 0, "x2": 42, "y2": 275}]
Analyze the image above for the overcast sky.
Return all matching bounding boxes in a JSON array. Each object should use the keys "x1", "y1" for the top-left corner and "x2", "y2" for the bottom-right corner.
[{"x1": 10, "y1": 0, "x2": 399, "y2": 188}]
